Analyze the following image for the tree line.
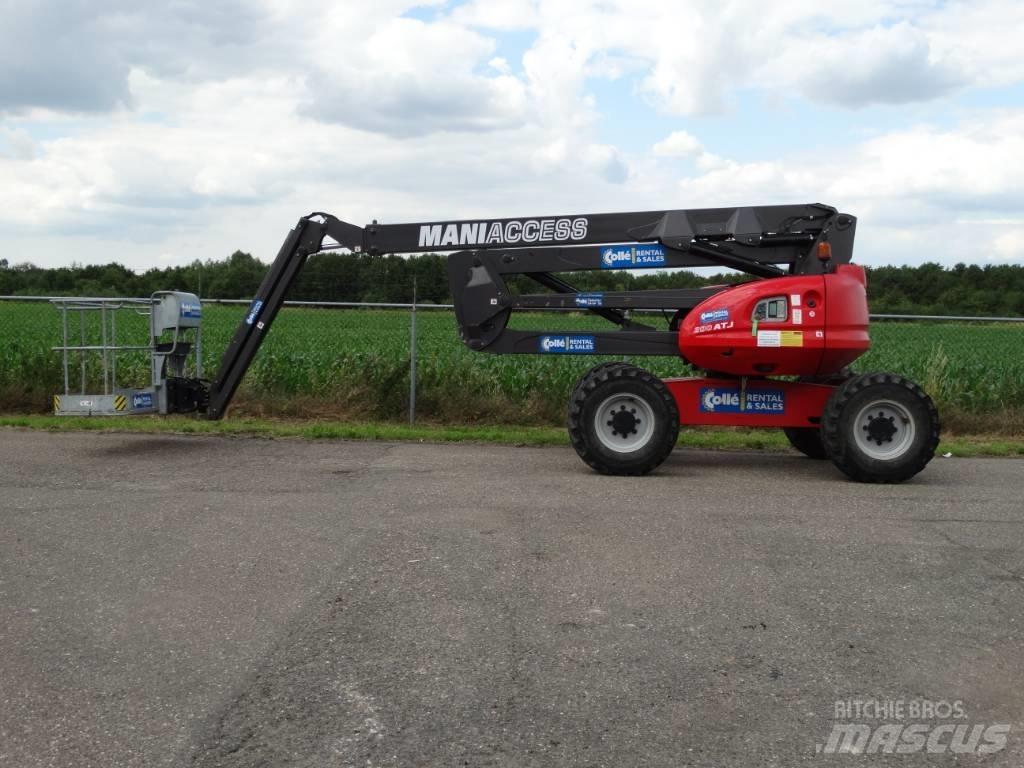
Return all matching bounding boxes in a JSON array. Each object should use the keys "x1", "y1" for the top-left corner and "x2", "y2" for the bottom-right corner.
[{"x1": 1, "y1": 252, "x2": 1022, "y2": 316}]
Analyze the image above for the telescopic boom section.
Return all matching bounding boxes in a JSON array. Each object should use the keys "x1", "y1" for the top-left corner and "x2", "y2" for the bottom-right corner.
[
  {"x1": 204, "y1": 216, "x2": 361, "y2": 420},
  {"x1": 204, "y1": 204, "x2": 856, "y2": 419}
]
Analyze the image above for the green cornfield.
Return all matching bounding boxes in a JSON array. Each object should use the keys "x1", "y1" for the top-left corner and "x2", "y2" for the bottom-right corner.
[{"x1": 1, "y1": 300, "x2": 1022, "y2": 432}]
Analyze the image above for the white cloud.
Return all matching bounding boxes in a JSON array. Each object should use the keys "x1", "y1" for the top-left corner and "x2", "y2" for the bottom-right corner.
[
  {"x1": 664, "y1": 113, "x2": 1024, "y2": 217},
  {"x1": 0, "y1": 0, "x2": 1023, "y2": 271},
  {"x1": 0, "y1": 128, "x2": 38, "y2": 161},
  {"x1": 922, "y1": 0, "x2": 1024, "y2": 89},
  {"x1": 3, "y1": 0, "x2": 1019, "y2": 121},
  {"x1": 652, "y1": 131, "x2": 703, "y2": 158},
  {"x1": 508, "y1": 0, "x2": 1024, "y2": 116},
  {"x1": 303, "y1": 17, "x2": 530, "y2": 137},
  {"x1": 581, "y1": 144, "x2": 630, "y2": 184},
  {"x1": 489, "y1": 57, "x2": 512, "y2": 75},
  {"x1": 829, "y1": 114, "x2": 1024, "y2": 213},
  {"x1": 0, "y1": 57, "x2": 638, "y2": 265},
  {"x1": 0, "y1": 0, "x2": 278, "y2": 114},
  {"x1": 651, "y1": 130, "x2": 730, "y2": 175},
  {"x1": 787, "y1": 22, "x2": 961, "y2": 107},
  {"x1": 449, "y1": 0, "x2": 540, "y2": 30},
  {"x1": 993, "y1": 230, "x2": 1024, "y2": 262},
  {"x1": 663, "y1": 113, "x2": 1024, "y2": 265}
]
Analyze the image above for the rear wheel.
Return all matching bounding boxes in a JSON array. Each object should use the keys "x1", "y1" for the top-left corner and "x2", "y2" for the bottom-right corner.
[
  {"x1": 781, "y1": 373, "x2": 849, "y2": 460},
  {"x1": 783, "y1": 427, "x2": 829, "y2": 459},
  {"x1": 567, "y1": 364, "x2": 679, "y2": 475},
  {"x1": 821, "y1": 372, "x2": 939, "y2": 483}
]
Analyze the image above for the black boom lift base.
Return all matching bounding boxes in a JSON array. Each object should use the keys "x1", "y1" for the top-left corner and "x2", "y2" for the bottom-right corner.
[{"x1": 204, "y1": 204, "x2": 856, "y2": 419}]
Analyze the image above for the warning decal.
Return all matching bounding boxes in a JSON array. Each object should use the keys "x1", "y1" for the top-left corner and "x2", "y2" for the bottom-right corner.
[
  {"x1": 757, "y1": 330, "x2": 804, "y2": 347},
  {"x1": 114, "y1": 395, "x2": 127, "y2": 411}
]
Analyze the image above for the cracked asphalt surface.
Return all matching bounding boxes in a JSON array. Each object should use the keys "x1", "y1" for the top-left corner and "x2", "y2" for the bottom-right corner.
[{"x1": 1, "y1": 430, "x2": 1023, "y2": 767}]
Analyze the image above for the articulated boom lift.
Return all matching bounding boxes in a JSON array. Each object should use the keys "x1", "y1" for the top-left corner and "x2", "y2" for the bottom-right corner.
[{"x1": 205, "y1": 203, "x2": 940, "y2": 483}]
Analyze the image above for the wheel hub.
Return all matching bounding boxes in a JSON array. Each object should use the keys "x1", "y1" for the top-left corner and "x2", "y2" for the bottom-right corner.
[
  {"x1": 609, "y1": 406, "x2": 640, "y2": 438},
  {"x1": 852, "y1": 399, "x2": 916, "y2": 460},
  {"x1": 864, "y1": 411, "x2": 898, "y2": 446},
  {"x1": 593, "y1": 393, "x2": 656, "y2": 453}
]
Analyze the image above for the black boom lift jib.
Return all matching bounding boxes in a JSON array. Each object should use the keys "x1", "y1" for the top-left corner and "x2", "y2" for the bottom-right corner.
[
  {"x1": 204, "y1": 204, "x2": 940, "y2": 484},
  {"x1": 205, "y1": 204, "x2": 850, "y2": 416}
]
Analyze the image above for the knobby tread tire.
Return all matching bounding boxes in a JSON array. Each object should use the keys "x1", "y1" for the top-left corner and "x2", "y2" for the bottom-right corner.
[
  {"x1": 821, "y1": 371, "x2": 940, "y2": 483},
  {"x1": 781, "y1": 374, "x2": 851, "y2": 460},
  {"x1": 783, "y1": 427, "x2": 829, "y2": 460},
  {"x1": 567, "y1": 363, "x2": 679, "y2": 476},
  {"x1": 570, "y1": 361, "x2": 629, "y2": 393}
]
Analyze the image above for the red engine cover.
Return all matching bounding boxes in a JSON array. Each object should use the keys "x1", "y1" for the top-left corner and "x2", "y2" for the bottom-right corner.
[{"x1": 678, "y1": 264, "x2": 870, "y2": 377}]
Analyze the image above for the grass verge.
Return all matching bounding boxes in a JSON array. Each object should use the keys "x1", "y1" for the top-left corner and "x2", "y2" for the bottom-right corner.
[{"x1": 1, "y1": 414, "x2": 1021, "y2": 457}]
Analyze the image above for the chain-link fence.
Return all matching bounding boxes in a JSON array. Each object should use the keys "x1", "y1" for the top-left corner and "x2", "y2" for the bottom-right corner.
[{"x1": 1, "y1": 296, "x2": 1022, "y2": 430}]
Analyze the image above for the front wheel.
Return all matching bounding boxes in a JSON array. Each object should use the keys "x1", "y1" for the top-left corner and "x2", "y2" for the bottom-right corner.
[
  {"x1": 567, "y1": 364, "x2": 679, "y2": 475},
  {"x1": 821, "y1": 372, "x2": 940, "y2": 483}
]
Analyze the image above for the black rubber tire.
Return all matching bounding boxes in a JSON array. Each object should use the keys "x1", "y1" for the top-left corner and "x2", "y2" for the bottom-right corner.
[
  {"x1": 781, "y1": 373, "x2": 851, "y2": 460},
  {"x1": 821, "y1": 372, "x2": 940, "y2": 483},
  {"x1": 567, "y1": 364, "x2": 679, "y2": 475},
  {"x1": 783, "y1": 427, "x2": 829, "y2": 459},
  {"x1": 571, "y1": 361, "x2": 629, "y2": 393}
]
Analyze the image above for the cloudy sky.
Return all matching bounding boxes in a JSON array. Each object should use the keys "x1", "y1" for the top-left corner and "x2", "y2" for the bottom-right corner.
[{"x1": 2, "y1": 0, "x2": 1023, "y2": 270}]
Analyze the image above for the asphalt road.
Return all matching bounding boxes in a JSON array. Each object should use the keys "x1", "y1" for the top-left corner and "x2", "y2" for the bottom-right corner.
[{"x1": 1, "y1": 431, "x2": 1023, "y2": 767}]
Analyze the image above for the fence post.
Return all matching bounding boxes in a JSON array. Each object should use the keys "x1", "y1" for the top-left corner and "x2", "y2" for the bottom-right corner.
[{"x1": 409, "y1": 276, "x2": 417, "y2": 426}]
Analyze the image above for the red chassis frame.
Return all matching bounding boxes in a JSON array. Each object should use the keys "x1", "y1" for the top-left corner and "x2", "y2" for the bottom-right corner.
[{"x1": 664, "y1": 377, "x2": 835, "y2": 428}]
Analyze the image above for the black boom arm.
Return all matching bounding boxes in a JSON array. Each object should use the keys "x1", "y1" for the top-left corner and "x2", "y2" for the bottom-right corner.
[{"x1": 205, "y1": 203, "x2": 856, "y2": 419}]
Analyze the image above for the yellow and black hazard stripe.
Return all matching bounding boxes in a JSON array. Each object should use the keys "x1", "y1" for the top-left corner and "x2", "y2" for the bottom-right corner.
[
  {"x1": 53, "y1": 395, "x2": 61, "y2": 413},
  {"x1": 114, "y1": 394, "x2": 127, "y2": 411}
]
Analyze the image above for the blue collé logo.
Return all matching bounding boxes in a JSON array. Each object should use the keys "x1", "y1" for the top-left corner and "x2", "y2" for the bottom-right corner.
[
  {"x1": 179, "y1": 301, "x2": 202, "y2": 319},
  {"x1": 245, "y1": 299, "x2": 264, "y2": 326},
  {"x1": 574, "y1": 293, "x2": 604, "y2": 308},
  {"x1": 600, "y1": 244, "x2": 667, "y2": 269},
  {"x1": 539, "y1": 335, "x2": 596, "y2": 354},
  {"x1": 699, "y1": 308, "x2": 730, "y2": 324},
  {"x1": 132, "y1": 392, "x2": 154, "y2": 409},
  {"x1": 700, "y1": 387, "x2": 785, "y2": 414}
]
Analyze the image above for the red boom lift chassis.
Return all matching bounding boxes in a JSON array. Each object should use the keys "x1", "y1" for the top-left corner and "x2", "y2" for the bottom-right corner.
[{"x1": 200, "y1": 203, "x2": 940, "y2": 483}]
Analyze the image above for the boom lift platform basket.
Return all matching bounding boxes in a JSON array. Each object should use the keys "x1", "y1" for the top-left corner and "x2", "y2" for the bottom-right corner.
[{"x1": 52, "y1": 291, "x2": 207, "y2": 416}]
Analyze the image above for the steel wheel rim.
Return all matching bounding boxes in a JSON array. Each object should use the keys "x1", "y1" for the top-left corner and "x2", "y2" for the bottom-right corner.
[
  {"x1": 594, "y1": 393, "x2": 656, "y2": 453},
  {"x1": 853, "y1": 399, "x2": 916, "y2": 460}
]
